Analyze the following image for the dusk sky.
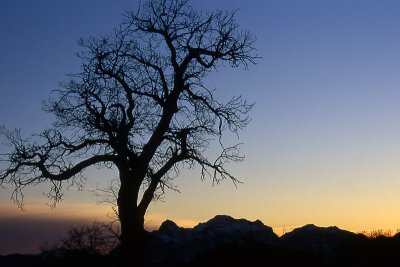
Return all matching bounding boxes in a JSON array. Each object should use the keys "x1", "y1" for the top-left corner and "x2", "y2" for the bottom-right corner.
[{"x1": 2, "y1": 0, "x2": 400, "y2": 255}]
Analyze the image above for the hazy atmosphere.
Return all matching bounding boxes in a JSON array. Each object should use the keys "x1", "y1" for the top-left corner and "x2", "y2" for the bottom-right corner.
[{"x1": 2, "y1": 0, "x2": 400, "y2": 256}]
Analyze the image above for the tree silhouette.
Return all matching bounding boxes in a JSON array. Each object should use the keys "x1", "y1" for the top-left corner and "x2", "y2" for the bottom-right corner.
[
  {"x1": 41, "y1": 220, "x2": 120, "y2": 256},
  {"x1": 0, "y1": 0, "x2": 257, "y2": 266}
]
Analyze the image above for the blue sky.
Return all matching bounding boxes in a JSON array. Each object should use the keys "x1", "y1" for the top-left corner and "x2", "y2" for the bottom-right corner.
[{"x1": 2, "y1": 0, "x2": 400, "y2": 255}]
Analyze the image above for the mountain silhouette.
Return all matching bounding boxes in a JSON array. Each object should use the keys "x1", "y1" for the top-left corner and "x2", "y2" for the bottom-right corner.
[{"x1": 1, "y1": 215, "x2": 400, "y2": 266}]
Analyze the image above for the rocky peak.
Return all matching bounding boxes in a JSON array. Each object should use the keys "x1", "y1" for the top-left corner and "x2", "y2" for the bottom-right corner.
[
  {"x1": 280, "y1": 223, "x2": 361, "y2": 254},
  {"x1": 282, "y1": 224, "x2": 352, "y2": 240},
  {"x1": 158, "y1": 219, "x2": 181, "y2": 235},
  {"x1": 194, "y1": 215, "x2": 275, "y2": 235}
]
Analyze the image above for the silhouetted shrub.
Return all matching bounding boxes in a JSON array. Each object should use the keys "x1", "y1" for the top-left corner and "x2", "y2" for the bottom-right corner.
[{"x1": 41, "y1": 221, "x2": 119, "y2": 256}]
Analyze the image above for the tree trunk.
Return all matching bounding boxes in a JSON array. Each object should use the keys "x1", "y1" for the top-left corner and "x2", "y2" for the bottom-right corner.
[
  {"x1": 117, "y1": 178, "x2": 147, "y2": 267},
  {"x1": 118, "y1": 214, "x2": 147, "y2": 267}
]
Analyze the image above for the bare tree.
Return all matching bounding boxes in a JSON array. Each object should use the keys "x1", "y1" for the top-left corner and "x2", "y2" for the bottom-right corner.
[
  {"x1": 40, "y1": 220, "x2": 120, "y2": 256},
  {"x1": 0, "y1": 0, "x2": 257, "y2": 266},
  {"x1": 61, "y1": 221, "x2": 120, "y2": 255}
]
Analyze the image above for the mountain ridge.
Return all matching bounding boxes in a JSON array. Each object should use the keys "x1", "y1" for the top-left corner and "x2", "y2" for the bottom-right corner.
[{"x1": 2, "y1": 214, "x2": 400, "y2": 266}]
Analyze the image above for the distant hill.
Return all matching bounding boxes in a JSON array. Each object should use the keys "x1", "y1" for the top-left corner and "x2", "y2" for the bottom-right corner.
[{"x1": 1, "y1": 214, "x2": 400, "y2": 266}]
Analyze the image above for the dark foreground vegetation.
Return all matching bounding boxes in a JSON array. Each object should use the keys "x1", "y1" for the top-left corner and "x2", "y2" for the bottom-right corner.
[{"x1": 1, "y1": 215, "x2": 400, "y2": 267}]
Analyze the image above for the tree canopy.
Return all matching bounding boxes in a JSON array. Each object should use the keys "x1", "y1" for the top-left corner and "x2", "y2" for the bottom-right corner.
[{"x1": 1, "y1": 0, "x2": 257, "y2": 266}]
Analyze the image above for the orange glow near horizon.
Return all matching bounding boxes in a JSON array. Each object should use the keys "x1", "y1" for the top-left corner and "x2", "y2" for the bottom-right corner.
[{"x1": 2, "y1": 172, "x2": 400, "y2": 237}]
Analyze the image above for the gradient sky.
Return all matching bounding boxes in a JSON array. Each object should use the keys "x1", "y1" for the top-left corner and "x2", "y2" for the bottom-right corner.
[{"x1": 2, "y1": 0, "x2": 400, "y2": 255}]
